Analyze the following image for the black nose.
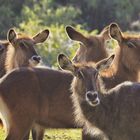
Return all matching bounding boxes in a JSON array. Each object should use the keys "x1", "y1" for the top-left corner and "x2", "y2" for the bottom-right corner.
[
  {"x1": 86, "y1": 92, "x2": 98, "y2": 101},
  {"x1": 32, "y1": 55, "x2": 41, "y2": 63}
]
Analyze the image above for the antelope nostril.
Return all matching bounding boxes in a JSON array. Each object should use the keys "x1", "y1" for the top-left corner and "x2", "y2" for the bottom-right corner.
[
  {"x1": 37, "y1": 56, "x2": 41, "y2": 61},
  {"x1": 32, "y1": 55, "x2": 41, "y2": 62},
  {"x1": 87, "y1": 92, "x2": 93, "y2": 100},
  {"x1": 86, "y1": 92, "x2": 98, "y2": 101}
]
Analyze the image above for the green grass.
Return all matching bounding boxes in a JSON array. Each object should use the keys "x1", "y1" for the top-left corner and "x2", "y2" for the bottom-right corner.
[
  {"x1": 0, "y1": 128, "x2": 82, "y2": 140},
  {"x1": 0, "y1": 129, "x2": 5, "y2": 140}
]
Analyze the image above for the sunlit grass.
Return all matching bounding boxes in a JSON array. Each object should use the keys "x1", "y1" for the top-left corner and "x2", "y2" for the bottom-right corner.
[
  {"x1": 0, "y1": 129, "x2": 5, "y2": 140},
  {"x1": 0, "y1": 128, "x2": 82, "y2": 140}
]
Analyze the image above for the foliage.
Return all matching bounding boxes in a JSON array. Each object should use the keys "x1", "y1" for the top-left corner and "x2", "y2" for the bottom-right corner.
[
  {"x1": 19, "y1": 19, "x2": 97, "y2": 67},
  {"x1": 21, "y1": 0, "x2": 81, "y2": 26},
  {"x1": 0, "y1": 0, "x2": 26, "y2": 38},
  {"x1": 18, "y1": 0, "x2": 99, "y2": 67}
]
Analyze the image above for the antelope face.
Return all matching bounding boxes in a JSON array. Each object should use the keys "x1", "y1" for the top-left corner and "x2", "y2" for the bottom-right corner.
[
  {"x1": 15, "y1": 38, "x2": 41, "y2": 67},
  {"x1": 77, "y1": 66, "x2": 100, "y2": 107},
  {"x1": 109, "y1": 23, "x2": 140, "y2": 70},
  {"x1": 7, "y1": 29, "x2": 49, "y2": 67},
  {"x1": 58, "y1": 53, "x2": 115, "y2": 107},
  {"x1": 58, "y1": 53, "x2": 100, "y2": 106}
]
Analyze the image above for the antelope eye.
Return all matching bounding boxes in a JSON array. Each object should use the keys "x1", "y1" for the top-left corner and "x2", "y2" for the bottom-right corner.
[
  {"x1": 127, "y1": 42, "x2": 136, "y2": 48},
  {"x1": 77, "y1": 70, "x2": 84, "y2": 78},
  {"x1": 19, "y1": 42, "x2": 25, "y2": 47}
]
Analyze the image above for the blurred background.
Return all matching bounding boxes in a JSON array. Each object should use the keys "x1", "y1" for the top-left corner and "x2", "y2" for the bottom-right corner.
[{"x1": 0, "y1": 0, "x2": 140, "y2": 67}]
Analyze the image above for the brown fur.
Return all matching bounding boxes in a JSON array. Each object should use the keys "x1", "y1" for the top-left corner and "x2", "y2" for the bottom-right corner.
[
  {"x1": 31, "y1": 23, "x2": 140, "y2": 140},
  {"x1": 99, "y1": 25, "x2": 140, "y2": 90},
  {"x1": 58, "y1": 54, "x2": 140, "y2": 140},
  {"x1": 66, "y1": 25, "x2": 109, "y2": 63},
  {"x1": 0, "y1": 67, "x2": 75, "y2": 140},
  {"x1": 6, "y1": 35, "x2": 39, "y2": 72},
  {"x1": 31, "y1": 26, "x2": 110, "y2": 140},
  {"x1": 70, "y1": 63, "x2": 140, "y2": 140},
  {"x1": 0, "y1": 29, "x2": 49, "y2": 140},
  {"x1": 66, "y1": 23, "x2": 140, "y2": 140},
  {"x1": 0, "y1": 41, "x2": 9, "y2": 77},
  {"x1": 68, "y1": 24, "x2": 140, "y2": 91}
]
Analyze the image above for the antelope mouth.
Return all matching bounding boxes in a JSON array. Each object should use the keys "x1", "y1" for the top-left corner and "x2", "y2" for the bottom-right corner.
[
  {"x1": 88, "y1": 98, "x2": 100, "y2": 107},
  {"x1": 29, "y1": 59, "x2": 40, "y2": 66}
]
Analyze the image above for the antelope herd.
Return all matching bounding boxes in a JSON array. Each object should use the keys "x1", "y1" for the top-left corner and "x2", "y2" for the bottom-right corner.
[{"x1": 0, "y1": 23, "x2": 139, "y2": 140}]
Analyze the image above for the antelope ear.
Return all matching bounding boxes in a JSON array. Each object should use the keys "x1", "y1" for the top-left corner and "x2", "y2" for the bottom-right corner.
[
  {"x1": 100, "y1": 25, "x2": 110, "y2": 40},
  {"x1": 33, "y1": 29, "x2": 49, "y2": 44},
  {"x1": 109, "y1": 23, "x2": 123, "y2": 43},
  {"x1": 96, "y1": 54, "x2": 115, "y2": 71},
  {"x1": 58, "y1": 54, "x2": 75, "y2": 73},
  {"x1": 7, "y1": 28, "x2": 17, "y2": 43},
  {"x1": 66, "y1": 25, "x2": 88, "y2": 45}
]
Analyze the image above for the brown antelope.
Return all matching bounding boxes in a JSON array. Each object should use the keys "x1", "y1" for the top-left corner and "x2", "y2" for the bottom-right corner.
[
  {"x1": 99, "y1": 23, "x2": 140, "y2": 90},
  {"x1": 66, "y1": 23, "x2": 140, "y2": 139},
  {"x1": 0, "y1": 28, "x2": 49, "y2": 76},
  {"x1": 31, "y1": 25, "x2": 111, "y2": 140},
  {"x1": 70, "y1": 23, "x2": 140, "y2": 90},
  {"x1": 58, "y1": 54, "x2": 140, "y2": 140},
  {"x1": 5, "y1": 28, "x2": 49, "y2": 73},
  {"x1": 0, "y1": 65, "x2": 73, "y2": 140},
  {"x1": 0, "y1": 28, "x2": 49, "y2": 139},
  {"x1": 66, "y1": 25, "x2": 109, "y2": 63}
]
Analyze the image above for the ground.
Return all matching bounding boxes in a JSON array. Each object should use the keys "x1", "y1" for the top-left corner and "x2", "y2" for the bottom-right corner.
[{"x1": 0, "y1": 128, "x2": 82, "y2": 140}]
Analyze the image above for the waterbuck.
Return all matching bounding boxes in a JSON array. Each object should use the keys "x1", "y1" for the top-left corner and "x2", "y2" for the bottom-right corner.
[
  {"x1": 66, "y1": 25, "x2": 109, "y2": 63},
  {"x1": 58, "y1": 54, "x2": 140, "y2": 140},
  {"x1": 99, "y1": 23, "x2": 140, "y2": 90},
  {"x1": 0, "y1": 28, "x2": 49, "y2": 139},
  {"x1": 0, "y1": 66, "x2": 73, "y2": 140},
  {"x1": 5, "y1": 28, "x2": 49, "y2": 73}
]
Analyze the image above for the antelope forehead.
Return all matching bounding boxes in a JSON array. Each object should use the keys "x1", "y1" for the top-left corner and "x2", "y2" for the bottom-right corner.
[{"x1": 82, "y1": 67, "x2": 97, "y2": 75}]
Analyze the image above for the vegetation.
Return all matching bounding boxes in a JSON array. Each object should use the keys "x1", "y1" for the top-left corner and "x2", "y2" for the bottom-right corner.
[
  {"x1": 0, "y1": 128, "x2": 81, "y2": 140},
  {"x1": 0, "y1": 1, "x2": 140, "y2": 65}
]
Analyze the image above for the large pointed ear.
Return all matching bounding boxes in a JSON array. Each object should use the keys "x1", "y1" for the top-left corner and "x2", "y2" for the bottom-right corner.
[
  {"x1": 96, "y1": 54, "x2": 115, "y2": 71},
  {"x1": 7, "y1": 28, "x2": 17, "y2": 43},
  {"x1": 33, "y1": 29, "x2": 49, "y2": 44},
  {"x1": 109, "y1": 23, "x2": 123, "y2": 43},
  {"x1": 66, "y1": 25, "x2": 88, "y2": 45},
  {"x1": 58, "y1": 54, "x2": 75, "y2": 73}
]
